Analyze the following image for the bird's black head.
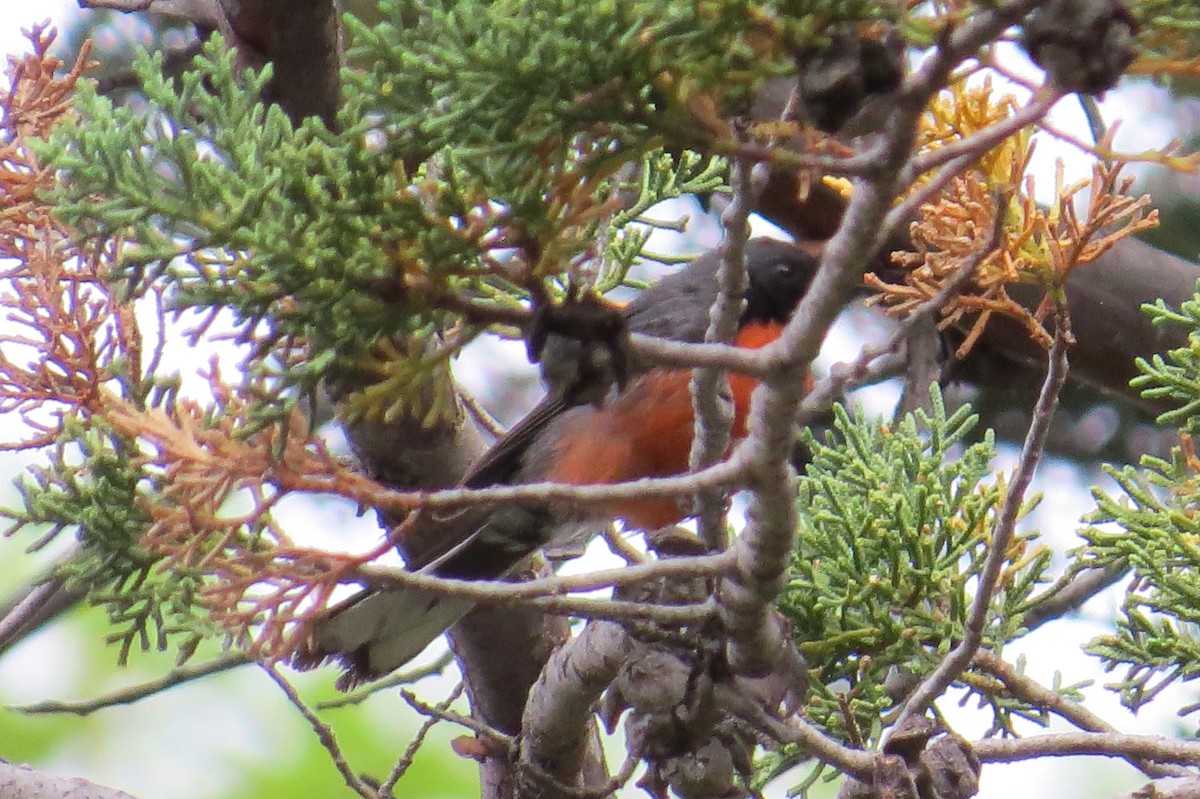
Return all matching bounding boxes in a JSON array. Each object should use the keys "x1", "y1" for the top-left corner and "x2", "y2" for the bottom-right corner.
[{"x1": 742, "y1": 238, "x2": 819, "y2": 326}]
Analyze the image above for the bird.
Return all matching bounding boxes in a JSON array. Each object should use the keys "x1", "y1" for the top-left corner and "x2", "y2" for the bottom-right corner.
[{"x1": 296, "y1": 238, "x2": 819, "y2": 688}]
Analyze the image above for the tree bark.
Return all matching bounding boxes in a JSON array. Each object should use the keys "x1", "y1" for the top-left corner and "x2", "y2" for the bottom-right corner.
[{"x1": 0, "y1": 762, "x2": 141, "y2": 799}]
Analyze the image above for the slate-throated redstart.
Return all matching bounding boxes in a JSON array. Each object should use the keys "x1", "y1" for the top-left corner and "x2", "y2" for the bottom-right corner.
[{"x1": 299, "y1": 238, "x2": 819, "y2": 687}]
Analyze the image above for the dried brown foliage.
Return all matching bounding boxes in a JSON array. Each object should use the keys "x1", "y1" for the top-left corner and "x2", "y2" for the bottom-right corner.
[
  {"x1": 1, "y1": 27, "x2": 109, "y2": 449},
  {"x1": 869, "y1": 83, "x2": 1159, "y2": 356},
  {"x1": 0, "y1": 27, "x2": 399, "y2": 662}
]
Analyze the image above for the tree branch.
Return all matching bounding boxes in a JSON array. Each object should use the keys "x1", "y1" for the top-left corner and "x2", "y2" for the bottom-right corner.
[
  {"x1": 80, "y1": 0, "x2": 343, "y2": 127},
  {"x1": 893, "y1": 302, "x2": 1071, "y2": 729},
  {"x1": 718, "y1": 682, "x2": 876, "y2": 779},
  {"x1": 11, "y1": 652, "x2": 253, "y2": 716},
  {"x1": 797, "y1": 215, "x2": 1001, "y2": 426},
  {"x1": 1020, "y1": 560, "x2": 1131, "y2": 633},
  {"x1": 974, "y1": 733, "x2": 1200, "y2": 768},
  {"x1": 745, "y1": 3, "x2": 1186, "y2": 421},
  {"x1": 519, "y1": 622, "x2": 631, "y2": 797},
  {"x1": 973, "y1": 651, "x2": 1189, "y2": 779},
  {"x1": 0, "y1": 763, "x2": 142, "y2": 799},
  {"x1": 719, "y1": 0, "x2": 988, "y2": 674},
  {"x1": 379, "y1": 682, "x2": 466, "y2": 796},
  {"x1": 356, "y1": 552, "x2": 734, "y2": 600},
  {"x1": 1106, "y1": 777, "x2": 1200, "y2": 799},
  {"x1": 397, "y1": 687, "x2": 516, "y2": 750},
  {"x1": 315, "y1": 650, "x2": 456, "y2": 710},
  {"x1": 689, "y1": 147, "x2": 755, "y2": 551},
  {"x1": 285, "y1": 457, "x2": 747, "y2": 517},
  {"x1": 260, "y1": 663, "x2": 376, "y2": 799}
]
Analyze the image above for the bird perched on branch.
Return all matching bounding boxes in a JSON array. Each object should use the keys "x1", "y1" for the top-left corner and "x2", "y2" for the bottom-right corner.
[{"x1": 297, "y1": 238, "x2": 819, "y2": 688}]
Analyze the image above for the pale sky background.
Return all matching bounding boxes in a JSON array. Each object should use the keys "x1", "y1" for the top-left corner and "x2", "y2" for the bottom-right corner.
[{"x1": 0, "y1": 5, "x2": 1196, "y2": 799}]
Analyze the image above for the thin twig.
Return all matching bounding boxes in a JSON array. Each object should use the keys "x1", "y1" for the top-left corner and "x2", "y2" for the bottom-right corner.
[
  {"x1": 0, "y1": 560, "x2": 86, "y2": 658},
  {"x1": 629, "y1": 332, "x2": 770, "y2": 376},
  {"x1": 285, "y1": 455, "x2": 747, "y2": 516},
  {"x1": 398, "y1": 687, "x2": 516, "y2": 750},
  {"x1": 525, "y1": 595, "x2": 716, "y2": 625},
  {"x1": 724, "y1": 137, "x2": 885, "y2": 177},
  {"x1": 379, "y1": 681, "x2": 466, "y2": 796},
  {"x1": 717, "y1": 682, "x2": 875, "y2": 779},
  {"x1": 521, "y1": 756, "x2": 638, "y2": 799},
  {"x1": 795, "y1": 219, "x2": 1001, "y2": 429},
  {"x1": 600, "y1": 527, "x2": 646, "y2": 564},
  {"x1": 893, "y1": 301, "x2": 1072, "y2": 730},
  {"x1": 906, "y1": 0, "x2": 1045, "y2": 100},
  {"x1": 12, "y1": 652, "x2": 254, "y2": 715},
  {"x1": 895, "y1": 313, "x2": 942, "y2": 417},
  {"x1": 875, "y1": 151, "x2": 980, "y2": 254},
  {"x1": 865, "y1": 1, "x2": 1058, "y2": 254},
  {"x1": 459, "y1": 386, "x2": 507, "y2": 440},
  {"x1": 260, "y1": 663, "x2": 377, "y2": 799},
  {"x1": 356, "y1": 551, "x2": 734, "y2": 600},
  {"x1": 877, "y1": 90, "x2": 1065, "y2": 249},
  {"x1": 1020, "y1": 560, "x2": 1130, "y2": 632},
  {"x1": 908, "y1": 91, "x2": 1064, "y2": 176},
  {"x1": 597, "y1": 757, "x2": 639, "y2": 798},
  {"x1": 362, "y1": 561, "x2": 720, "y2": 626}
]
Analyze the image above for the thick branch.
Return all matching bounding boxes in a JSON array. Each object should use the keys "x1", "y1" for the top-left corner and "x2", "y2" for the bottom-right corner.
[
  {"x1": 719, "y1": 0, "x2": 978, "y2": 672},
  {"x1": 0, "y1": 763, "x2": 142, "y2": 799},
  {"x1": 974, "y1": 733, "x2": 1200, "y2": 768},
  {"x1": 519, "y1": 622, "x2": 631, "y2": 797},
  {"x1": 80, "y1": 0, "x2": 343, "y2": 127}
]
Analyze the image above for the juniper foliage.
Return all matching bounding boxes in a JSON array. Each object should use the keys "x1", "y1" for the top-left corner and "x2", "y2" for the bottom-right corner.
[{"x1": 1084, "y1": 288, "x2": 1200, "y2": 717}]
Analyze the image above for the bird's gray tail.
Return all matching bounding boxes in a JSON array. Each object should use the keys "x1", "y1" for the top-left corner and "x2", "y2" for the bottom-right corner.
[
  {"x1": 296, "y1": 589, "x2": 474, "y2": 690},
  {"x1": 294, "y1": 505, "x2": 560, "y2": 689}
]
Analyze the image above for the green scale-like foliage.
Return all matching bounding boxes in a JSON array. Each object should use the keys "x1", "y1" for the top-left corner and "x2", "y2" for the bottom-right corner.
[
  {"x1": 3, "y1": 420, "x2": 215, "y2": 663},
  {"x1": 350, "y1": 0, "x2": 902, "y2": 172},
  {"x1": 779, "y1": 391, "x2": 1052, "y2": 745},
  {"x1": 20, "y1": 0, "x2": 1027, "y2": 675},
  {"x1": 41, "y1": 31, "x2": 744, "y2": 424},
  {"x1": 1082, "y1": 284, "x2": 1200, "y2": 715},
  {"x1": 29, "y1": 1, "x2": 903, "y2": 666},
  {"x1": 45, "y1": 42, "x2": 477, "y2": 414},
  {"x1": 1130, "y1": 0, "x2": 1200, "y2": 64}
]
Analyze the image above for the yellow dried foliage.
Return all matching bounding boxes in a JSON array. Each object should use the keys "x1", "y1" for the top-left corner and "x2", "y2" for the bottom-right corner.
[
  {"x1": 919, "y1": 79, "x2": 1030, "y2": 191},
  {"x1": 871, "y1": 80, "x2": 1160, "y2": 357}
]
